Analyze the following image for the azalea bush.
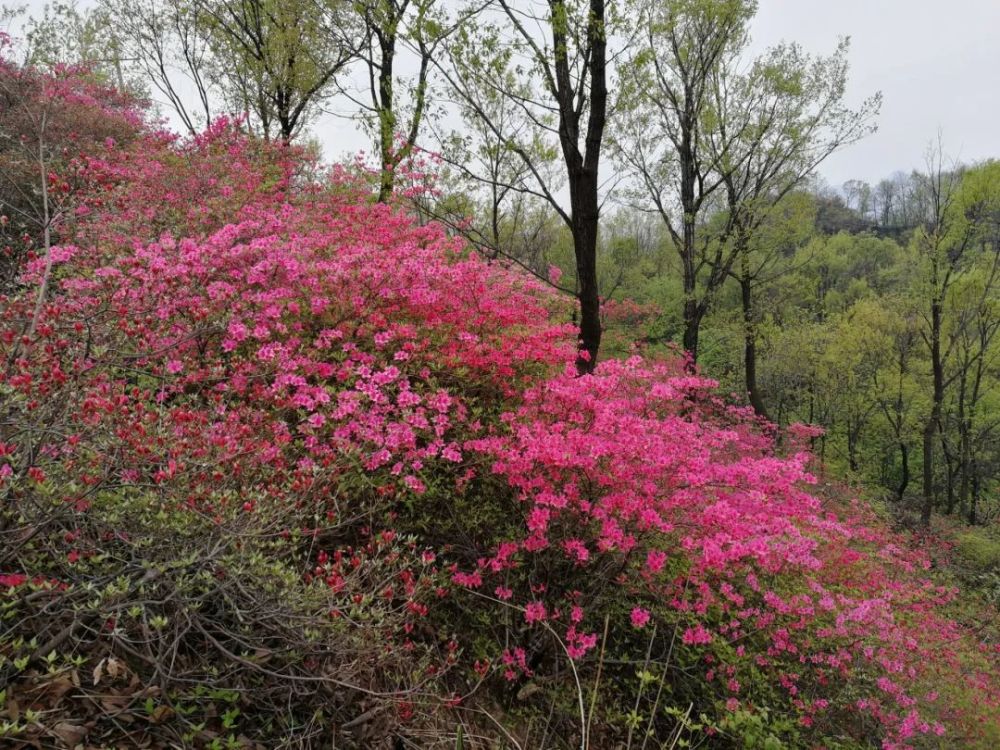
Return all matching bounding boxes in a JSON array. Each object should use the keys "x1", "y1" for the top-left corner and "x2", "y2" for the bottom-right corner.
[
  {"x1": 1, "y1": 51, "x2": 999, "y2": 749},
  {"x1": 0, "y1": 31, "x2": 143, "y2": 288},
  {"x1": 455, "y1": 360, "x2": 1000, "y2": 748},
  {"x1": 0, "y1": 59, "x2": 570, "y2": 741}
]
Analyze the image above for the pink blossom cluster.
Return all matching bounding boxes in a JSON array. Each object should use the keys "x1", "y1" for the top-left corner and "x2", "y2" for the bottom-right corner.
[{"x1": 457, "y1": 358, "x2": 1000, "y2": 747}]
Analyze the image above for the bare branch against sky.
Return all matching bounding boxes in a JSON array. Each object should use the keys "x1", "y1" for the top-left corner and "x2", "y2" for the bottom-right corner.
[{"x1": 10, "y1": 0, "x2": 1000, "y2": 186}]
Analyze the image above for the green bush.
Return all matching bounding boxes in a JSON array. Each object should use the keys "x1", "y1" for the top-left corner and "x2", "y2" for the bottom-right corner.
[{"x1": 954, "y1": 528, "x2": 1000, "y2": 573}]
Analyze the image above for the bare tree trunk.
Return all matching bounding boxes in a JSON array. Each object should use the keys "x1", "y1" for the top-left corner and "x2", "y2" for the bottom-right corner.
[
  {"x1": 682, "y1": 298, "x2": 702, "y2": 368},
  {"x1": 376, "y1": 31, "x2": 396, "y2": 203},
  {"x1": 572, "y1": 206, "x2": 602, "y2": 374},
  {"x1": 921, "y1": 297, "x2": 943, "y2": 525},
  {"x1": 897, "y1": 442, "x2": 909, "y2": 502},
  {"x1": 969, "y1": 472, "x2": 980, "y2": 525},
  {"x1": 847, "y1": 421, "x2": 860, "y2": 472},
  {"x1": 941, "y1": 432, "x2": 957, "y2": 515},
  {"x1": 740, "y1": 251, "x2": 770, "y2": 420},
  {"x1": 552, "y1": 0, "x2": 607, "y2": 374},
  {"x1": 957, "y1": 370, "x2": 970, "y2": 517},
  {"x1": 921, "y1": 417, "x2": 937, "y2": 524},
  {"x1": 679, "y1": 110, "x2": 700, "y2": 366}
]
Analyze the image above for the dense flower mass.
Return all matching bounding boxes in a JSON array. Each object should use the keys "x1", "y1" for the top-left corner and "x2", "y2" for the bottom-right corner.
[
  {"x1": 5, "y1": 113, "x2": 573, "y2": 522},
  {"x1": 1, "y1": 50, "x2": 999, "y2": 749},
  {"x1": 457, "y1": 359, "x2": 1000, "y2": 747}
]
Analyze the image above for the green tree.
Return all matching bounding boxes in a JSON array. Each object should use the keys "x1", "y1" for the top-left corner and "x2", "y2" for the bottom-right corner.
[
  {"x1": 194, "y1": 0, "x2": 358, "y2": 141},
  {"x1": 612, "y1": 0, "x2": 756, "y2": 365},
  {"x1": 440, "y1": 0, "x2": 614, "y2": 372},
  {"x1": 713, "y1": 38, "x2": 879, "y2": 415},
  {"x1": 348, "y1": 0, "x2": 445, "y2": 201},
  {"x1": 19, "y1": 1, "x2": 145, "y2": 96},
  {"x1": 102, "y1": 0, "x2": 358, "y2": 140},
  {"x1": 916, "y1": 157, "x2": 1000, "y2": 524},
  {"x1": 728, "y1": 192, "x2": 816, "y2": 419}
]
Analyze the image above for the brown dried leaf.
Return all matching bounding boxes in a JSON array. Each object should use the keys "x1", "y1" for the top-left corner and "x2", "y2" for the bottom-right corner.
[
  {"x1": 105, "y1": 658, "x2": 125, "y2": 680},
  {"x1": 98, "y1": 690, "x2": 131, "y2": 715},
  {"x1": 41, "y1": 676, "x2": 75, "y2": 704},
  {"x1": 51, "y1": 721, "x2": 87, "y2": 747}
]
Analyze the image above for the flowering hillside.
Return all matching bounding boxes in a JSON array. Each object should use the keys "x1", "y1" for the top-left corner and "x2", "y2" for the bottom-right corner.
[{"x1": 1, "y1": 56, "x2": 999, "y2": 750}]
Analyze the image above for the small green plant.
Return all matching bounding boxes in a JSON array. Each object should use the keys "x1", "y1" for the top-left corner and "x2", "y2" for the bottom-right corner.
[
  {"x1": 716, "y1": 707, "x2": 799, "y2": 750},
  {"x1": 221, "y1": 707, "x2": 240, "y2": 730}
]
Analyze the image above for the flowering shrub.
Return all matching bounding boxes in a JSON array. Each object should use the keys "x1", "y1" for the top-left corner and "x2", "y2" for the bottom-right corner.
[
  {"x1": 0, "y1": 50, "x2": 998, "y2": 748},
  {"x1": 0, "y1": 80, "x2": 570, "y2": 741},
  {"x1": 601, "y1": 297, "x2": 662, "y2": 329},
  {"x1": 0, "y1": 32, "x2": 144, "y2": 287},
  {"x1": 456, "y1": 358, "x2": 1000, "y2": 748}
]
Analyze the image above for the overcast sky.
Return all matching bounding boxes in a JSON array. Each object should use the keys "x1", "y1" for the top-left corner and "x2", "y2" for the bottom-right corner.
[
  {"x1": 10, "y1": 0, "x2": 1000, "y2": 189},
  {"x1": 751, "y1": 0, "x2": 1000, "y2": 186}
]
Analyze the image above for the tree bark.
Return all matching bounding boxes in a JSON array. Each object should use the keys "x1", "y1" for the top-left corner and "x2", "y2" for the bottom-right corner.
[
  {"x1": 551, "y1": 0, "x2": 607, "y2": 374},
  {"x1": 957, "y1": 371, "x2": 970, "y2": 518},
  {"x1": 376, "y1": 31, "x2": 396, "y2": 203},
  {"x1": 920, "y1": 297, "x2": 943, "y2": 525},
  {"x1": 740, "y1": 251, "x2": 770, "y2": 420},
  {"x1": 573, "y1": 212, "x2": 602, "y2": 374},
  {"x1": 679, "y1": 94, "x2": 700, "y2": 367},
  {"x1": 682, "y1": 298, "x2": 702, "y2": 368},
  {"x1": 969, "y1": 473, "x2": 980, "y2": 525},
  {"x1": 896, "y1": 441, "x2": 909, "y2": 502}
]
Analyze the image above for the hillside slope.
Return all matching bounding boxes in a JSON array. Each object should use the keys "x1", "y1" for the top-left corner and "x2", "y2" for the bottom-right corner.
[{"x1": 1, "y1": 59, "x2": 998, "y2": 750}]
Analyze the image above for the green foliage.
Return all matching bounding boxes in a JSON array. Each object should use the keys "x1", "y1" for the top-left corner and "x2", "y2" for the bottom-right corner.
[
  {"x1": 716, "y1": 708, "x2": 798, "y2": 749},
  {"x1": 954, "y1": 528, "x2": 1000, "y2": 573},
  {"x1": 16, "y1": 1, "x2": 148, "y2": 96}
]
